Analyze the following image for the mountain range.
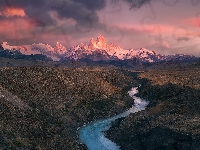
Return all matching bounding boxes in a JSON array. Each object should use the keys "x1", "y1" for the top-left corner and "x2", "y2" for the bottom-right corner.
[
  {"x1": 0, "y1": 43, "x2": 53, "y2": 62},
  {"x1": 1, "y1": 35, "x2": 199, "y2": 65}
]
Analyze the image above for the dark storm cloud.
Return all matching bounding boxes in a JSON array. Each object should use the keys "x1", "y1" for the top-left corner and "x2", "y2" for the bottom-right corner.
[
  {"x1": 0, "y1": 0, "x2": 151, "y2": 30},
  {"x1": 0, "y1": 0, "x2": 46, "y2": 8},
  {"x1": 0, "y1": 0, "x2": 108, "y2": 46},
  {"x1": 0, "y1": 0, "x2": 172, "y2": 28},
  {"x1": 0, "y1": 0, "x2": 54, "y2": 26},
  {"x1": 51, "y1": 0, "x2": 100, "y2": 27},
  {"x1": 73, "y1": 0, "x2": 106, "y2": 11},
  {"x1": 122, "y1": 0, "x2": 151, "y2": 8},
  {"x1": 24, "y1": 6, "x2": 56, "y2": 26},
  {"x1": 0, "y1": 0, "x2": 107, "y2": 28}
]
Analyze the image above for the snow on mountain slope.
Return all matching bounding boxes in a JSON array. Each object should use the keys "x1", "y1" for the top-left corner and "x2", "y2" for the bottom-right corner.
[
  {"x1": 66, "y1": 35, "x2": 125, "y2": 60},
  {"x1": 1, "y1": 35, "x2": 199, "y2": 63},
  {"x1": 61, "y1": 35, "x2": 162, "y2": 61}
]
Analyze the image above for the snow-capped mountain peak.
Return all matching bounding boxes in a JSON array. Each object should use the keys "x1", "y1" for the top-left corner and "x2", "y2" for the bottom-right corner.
[
  {"x1": 29, "y1": 35, "x2": 198, "y2": 62},
  {"x1": 64, "y1": 35, "x2": 125, "y2": 60},
  {"x1": 2, "y1": 35, "x2": 198, "y2": 63},
  {"x1": 54, "y1": 42, "x2": 67, "y2": 55}
]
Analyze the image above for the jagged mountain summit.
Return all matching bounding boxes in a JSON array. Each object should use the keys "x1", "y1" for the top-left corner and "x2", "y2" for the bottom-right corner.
[
  {"x1": 1, "y1": 35, "x2": 199, "y2": 63},
  {"x1": 30, "y1": 35, "x2": 198, "y2": 63},
  {"x1": 67, "y1": 35, "x2": 198, "y2": 63}
]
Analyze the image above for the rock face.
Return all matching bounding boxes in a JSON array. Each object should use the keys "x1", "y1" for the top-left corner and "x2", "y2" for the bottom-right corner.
[
  {"x1": 106, "y1": 64, "x2": 200, "y2": 150},
  {"x1": 54, "y1": 42, "x2": 67, "y2": 55},
  {"x1": 87, "y1": 35, "x2": 121, "y2": 53}
]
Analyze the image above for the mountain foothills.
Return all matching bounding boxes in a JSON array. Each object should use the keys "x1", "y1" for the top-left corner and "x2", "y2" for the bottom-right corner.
[
  {"x1": 0, "y1": 66, "x2": 137, "y2": 149},
  {"x1": 1, "y1": 63, "x2": 200, "y2": 149}
]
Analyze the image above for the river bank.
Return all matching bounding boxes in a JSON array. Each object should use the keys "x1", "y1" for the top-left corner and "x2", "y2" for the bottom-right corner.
[
  {"x1": 78, "y1": 87, "x2": 149, "y2": 150},
  {"x1": 0, "y1": 67, "x2": 139, "y2": 149},
  {"x1": 106, "y1": 68, "x2": 200, "y2": 150}
]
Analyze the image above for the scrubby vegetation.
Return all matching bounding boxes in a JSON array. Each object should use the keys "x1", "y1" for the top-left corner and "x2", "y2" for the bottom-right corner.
[
  {"x1": 2, "y1": 62, "x2": 200, "y2": 149},
  {"x1": 106, "y1": 63, "x2": 200, "y2": 150},
  {"x1": 0, "y1": 66, "x2": 137, "y2": 149}
]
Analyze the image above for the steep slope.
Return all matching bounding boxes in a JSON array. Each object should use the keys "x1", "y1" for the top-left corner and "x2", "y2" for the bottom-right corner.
[
  {"x1": 0, "y1": 67, "x2": 137, "y2": 149},
  {"x1": 106, "y1": 64, "x2": 200, "y2": 150}
]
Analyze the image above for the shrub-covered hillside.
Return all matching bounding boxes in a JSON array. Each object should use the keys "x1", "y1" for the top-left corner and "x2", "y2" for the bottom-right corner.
[{"x1": 0, "y1": 66, "x2": 137, "y2": 149}]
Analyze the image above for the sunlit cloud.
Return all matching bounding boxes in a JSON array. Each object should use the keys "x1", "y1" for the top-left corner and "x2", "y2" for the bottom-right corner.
[
  {"x1": 0, "y1": 7, "x2": 26, "y2": 17},
  {"x1": 184, "y1": 18, "x2": 200, "y2": 28}
]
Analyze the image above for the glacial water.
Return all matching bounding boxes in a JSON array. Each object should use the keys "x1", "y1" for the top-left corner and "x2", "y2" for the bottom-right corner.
[{"x1": 78, "y1": 87, "x2": 149, "y2": 150}]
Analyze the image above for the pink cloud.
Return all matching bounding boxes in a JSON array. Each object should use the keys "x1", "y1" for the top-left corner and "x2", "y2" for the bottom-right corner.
[
  {"x1": 184, "y1": 17, "x2": 200, "y2": 28},
  {"x1": 0, "y1": 7, "x2": 26, "y2": 17}
]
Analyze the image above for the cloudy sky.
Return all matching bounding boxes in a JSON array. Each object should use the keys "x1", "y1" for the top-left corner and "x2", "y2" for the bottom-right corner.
[{"x1": 0, "y1": 0, "x2": 200, "y2": 55}]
